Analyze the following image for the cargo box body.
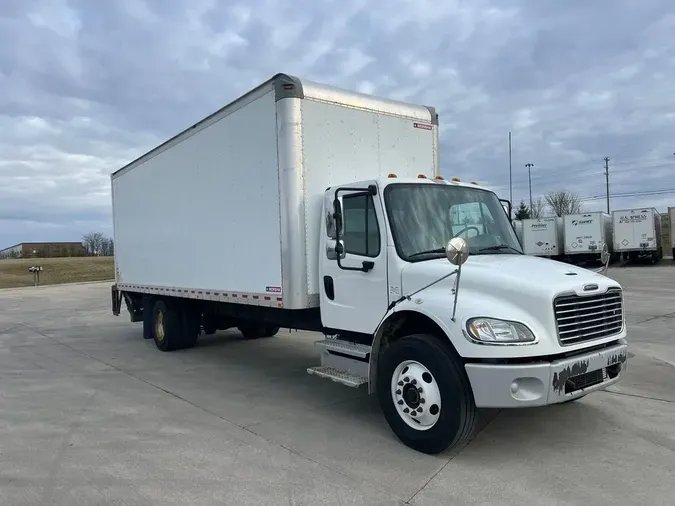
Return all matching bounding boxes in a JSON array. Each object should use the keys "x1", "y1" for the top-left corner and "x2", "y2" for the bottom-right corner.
[
  {"x1": 612, "y1": 207, "x2": 661, "y2": 253},
  {"x1": 111, "y1": 74, "x2": 439, "y2": 311},
  {"x1": 563, "y1": 212, "x2": 613, "y2": 255},
  {"x1": 521, "y1": 217, "x2": 564, "y2": 256},
  {"x1": 669, "y1": 207, "x2": 675, "y2": 254}
]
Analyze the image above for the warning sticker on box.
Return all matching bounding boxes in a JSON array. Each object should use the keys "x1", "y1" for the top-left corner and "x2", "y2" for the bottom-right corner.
[
  {"x1": 413, "y1": 122, "x2": 432, "y2": 130},
  {"x1": 265, "y1": 286, "x2": 282, "y2": 293}
]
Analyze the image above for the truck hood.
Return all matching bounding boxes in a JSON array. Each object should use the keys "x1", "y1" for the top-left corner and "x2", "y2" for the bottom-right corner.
[
  {"x1": 400, "y1": 254, "x2": 622, "y2": 354},
  {"x1": 401, "y1": 254, "x2": 616, "y2": 299}
]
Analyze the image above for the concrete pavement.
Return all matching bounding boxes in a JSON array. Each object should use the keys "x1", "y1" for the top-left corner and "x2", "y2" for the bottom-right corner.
[{"x1": 0, "y1": 264, "x2": 674, "y2": 505}]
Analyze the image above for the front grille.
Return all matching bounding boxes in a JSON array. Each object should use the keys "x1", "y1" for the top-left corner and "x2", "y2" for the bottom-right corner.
[{"x1": 553, "y1": 288, "x2": 623, "y2": 345}]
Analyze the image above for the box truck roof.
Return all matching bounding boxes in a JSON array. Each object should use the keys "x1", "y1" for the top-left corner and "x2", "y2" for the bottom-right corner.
[{"x1": 112, "y1": 73, "x2": 438, "y2": 180}]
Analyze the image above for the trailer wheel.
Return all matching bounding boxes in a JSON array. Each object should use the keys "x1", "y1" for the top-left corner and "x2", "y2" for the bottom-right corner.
[
  {"x1": 152, "y1": 299, "x2": 185, "y2": 352},
  {"x1": 377, "y1": 334, "x2": 477, "y2": 454}
]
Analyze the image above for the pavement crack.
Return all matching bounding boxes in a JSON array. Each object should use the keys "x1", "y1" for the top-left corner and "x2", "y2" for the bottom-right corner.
[
  {"x1": 633, "y1": 310, "x2": 675, "y2": 324},
  {"x1": 405, "y1": 410, "x2": 502, "y2": 504},
  {"x1": 605, "y1": 389, "x2": 675, "y2": 404}
]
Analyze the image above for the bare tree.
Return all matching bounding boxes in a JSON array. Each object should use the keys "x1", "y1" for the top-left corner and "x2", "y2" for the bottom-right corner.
[
  {"x1": 100, "y1": 237, "x2": 115, "y2": 256},
  {"x1": 530, "y1": 197, "x2": 547, "y2": 218},
  {"x1": 545, "y1": 191, "x2": 582, "y2": 217},
  {"x1": 82, "y1": 232, "x2": 106, "y2": 256}
]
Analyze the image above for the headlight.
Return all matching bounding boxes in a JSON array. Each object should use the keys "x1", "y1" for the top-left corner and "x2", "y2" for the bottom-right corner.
[{"x1": 466, "y1": 318, "x2": 536, "y2": 344}]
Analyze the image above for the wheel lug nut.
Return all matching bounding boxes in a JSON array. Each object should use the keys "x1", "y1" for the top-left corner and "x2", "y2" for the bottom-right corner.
[
  {"x1": 411, "y1": 379, "x2": 417, "y2": 385},
  {"x1": 403, "y1": 408, "x2": 409, "y2": 413},
  {"x1": 420, "y1": 398, "x2": 425, "y2": 404},
  {"x1": 396, "y1": 389, "x2": 401, "y2": 395},
  {"x1": 403, "y1": 376, "x2": 409, "y2": 383},
  {"x1": 411, "y1": 411, "x2": 417, "y2": 416},
  {"x1": 417, "y1": 406, "x2": 423, "y2": 412},
  {"x1": 398, "y1": 381, "x2": 404, "y2": 386},
  {"x1": 417, "y1": 388, "x2": 423, "y2": 393}
]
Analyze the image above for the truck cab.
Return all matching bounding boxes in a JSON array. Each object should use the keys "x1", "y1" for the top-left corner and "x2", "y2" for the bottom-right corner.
[{"x1": 313, "y1": 174, "x2": 627, "y2": 453}]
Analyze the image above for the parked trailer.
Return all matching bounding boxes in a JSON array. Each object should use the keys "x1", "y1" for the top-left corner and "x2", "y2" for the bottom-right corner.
[
  {"x1": 670, "y1": 207, "x2": 675, "y2": 259},
  {"x1": 612, "y1": 207, "x2": 662, "y2": 263},
  {"x1": 521, "y1": 217, "x2": 564, "y2": 258},
  {"x1": 110, "y1": 73, "x2": 628, "y2": 455},
  {"x1": 563, "y1": 212, "x2": 614, "y2": 264}
]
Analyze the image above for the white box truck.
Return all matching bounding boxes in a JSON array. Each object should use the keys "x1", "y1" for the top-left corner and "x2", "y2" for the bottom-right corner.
[
  {"x1": 612, "y1": 207, "x2": 662, "y2": 263},
  {"x1": 669, "y1": 207, "x2": 675, "y2": 258},
  {"x1": 521, "y1": 217, "x2": 564, "y2": 258},
  {"x1": 563, "y1": 212, "x2": 614, "y2": 263},
  {"x1": 110, "y1": 74, "x2": 628, "y2": 454}
]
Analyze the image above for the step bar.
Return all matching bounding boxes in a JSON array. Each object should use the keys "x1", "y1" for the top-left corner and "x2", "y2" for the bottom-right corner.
[{"x1": 306, "y1": 339, "x2": 372, "y2": 388}]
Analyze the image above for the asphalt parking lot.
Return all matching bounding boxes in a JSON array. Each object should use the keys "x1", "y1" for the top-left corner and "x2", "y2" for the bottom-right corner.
[{"x1": 1, "y1": 265, "x2": 674, "y2": 505}]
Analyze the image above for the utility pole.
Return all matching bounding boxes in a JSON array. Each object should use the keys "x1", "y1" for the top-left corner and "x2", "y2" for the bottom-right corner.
[
  {"x1": 604, "y1": 157, "x2": 610, "y2": 213},
  {"x1": 525, "y1": 162, "x2": 534, "y2": 210},
  {"x1": 508, "y1": 132, "x2": 513, "y2": 208}
]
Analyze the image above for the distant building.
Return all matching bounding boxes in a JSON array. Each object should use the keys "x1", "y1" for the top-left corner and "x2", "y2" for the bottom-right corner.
[{"x1": 0, "y1": 242, "x2": 87, "y2": 259}]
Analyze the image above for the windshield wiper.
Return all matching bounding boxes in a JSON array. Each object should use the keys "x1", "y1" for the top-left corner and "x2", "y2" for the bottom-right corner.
[
  {"x1": 478, "y1": 244, "x2": 523, "y2": 254},
  {"x1": 408, "y1": 247, "x2": 447, "y2": 259}
]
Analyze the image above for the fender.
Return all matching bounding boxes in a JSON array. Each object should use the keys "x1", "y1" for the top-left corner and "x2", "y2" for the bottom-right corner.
[{"x1": 367, "y1": 303, "x2": 460, "y2": 394}]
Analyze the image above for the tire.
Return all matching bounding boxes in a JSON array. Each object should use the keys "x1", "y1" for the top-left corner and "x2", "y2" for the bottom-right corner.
[
  {"x1": 377, "y1": 334, "x2": 477, "y2": 454},
  {"x1": 181, "y1": 305, "x2": 201, "y2": 349},
  {"x1": 238, "y1": 324, "x2": 278, "y2": 339},
  {"x1": 263, "y1": 325, "x2": 280, "y2": 337},
  {"x1": 152, "y1": 299, "x2": 186, "y2": 352}
]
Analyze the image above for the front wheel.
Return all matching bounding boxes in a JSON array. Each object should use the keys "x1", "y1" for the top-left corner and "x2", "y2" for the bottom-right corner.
[{"x1": 377, "y1": 334, "x2": 477, "y2": 454}]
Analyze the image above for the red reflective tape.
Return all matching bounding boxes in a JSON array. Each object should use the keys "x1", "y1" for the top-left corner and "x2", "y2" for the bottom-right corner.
[
  {"x1": 276, "y1": 297, "x2": 283, "y2": 301},
  {"x1": 242, "y1": 294, "x2": 248, "y2": 298},
  {"x1": 264, "y1": 296, "x2": 271, "y2": 300},
  {"x1": 232, "y1": 294, "x2": 237, "y2": 297},
  {"x1": 252, "y1": 295, "x2": 259, "y2": 299},
  {"x1": 205, "y1": 292, "x2": 211, "y2": 295}
]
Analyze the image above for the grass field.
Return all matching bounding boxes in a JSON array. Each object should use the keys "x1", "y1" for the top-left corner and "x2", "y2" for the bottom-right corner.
[{"x1": 0, "y1": 256, "x2": 114, "y2": 289}]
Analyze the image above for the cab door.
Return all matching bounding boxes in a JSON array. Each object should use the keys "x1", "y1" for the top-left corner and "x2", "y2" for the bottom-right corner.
[{"x1": 319, "y1": 182, "x2": 389, "y2": 334}]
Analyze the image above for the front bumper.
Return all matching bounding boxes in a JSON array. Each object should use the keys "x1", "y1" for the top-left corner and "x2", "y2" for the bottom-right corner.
[{"x1": 464, "y1": 340, "x2": 628, "y2": 408}]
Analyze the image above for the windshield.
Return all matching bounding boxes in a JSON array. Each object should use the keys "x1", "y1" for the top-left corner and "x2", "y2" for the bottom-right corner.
[{"x1": 384, "y1": 183, "x2": 523, "y2": 261}]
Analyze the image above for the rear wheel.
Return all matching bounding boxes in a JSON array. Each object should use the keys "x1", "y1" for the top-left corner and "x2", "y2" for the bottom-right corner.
[
  {"x1": 238, "y1": 324, "x2": 279, "y2": 339},
  {"x1": 152, "y1": 299, "x2": 196, "y2": 351},
  {"x1": 377, "y1": 334, "x2": 477, "y2": 454}
]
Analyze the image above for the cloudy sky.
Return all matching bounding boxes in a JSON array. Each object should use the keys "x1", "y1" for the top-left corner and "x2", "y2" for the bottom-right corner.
[{"x1": 1, "y1": 0, "x2": 674, "y2": 248}]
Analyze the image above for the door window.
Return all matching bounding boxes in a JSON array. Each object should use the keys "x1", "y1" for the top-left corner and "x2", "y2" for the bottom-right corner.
[{"x1": 342, "y1": 194, "x2": 380, "y2": 257}]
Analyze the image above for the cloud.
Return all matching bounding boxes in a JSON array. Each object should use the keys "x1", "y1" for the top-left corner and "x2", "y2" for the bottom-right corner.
[{"x1": 1, "y1": 0, "x2": 675, "y2": 247}]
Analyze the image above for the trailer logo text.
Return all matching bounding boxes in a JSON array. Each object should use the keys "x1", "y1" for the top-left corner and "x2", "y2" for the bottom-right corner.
[
  {"x1": 619, "y1": 214, "x2": 647, "y2": 223},
  {"x1": 571, "y1": 219, "x2": 593, "y2": 226}
]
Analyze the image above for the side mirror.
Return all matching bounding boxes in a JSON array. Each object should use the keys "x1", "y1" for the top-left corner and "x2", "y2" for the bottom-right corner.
[
  {"x1": 332, "y1": 198, "x2": 343, "y2": 236},
  {"x1": 446, "y1": 237, "x2": 469, "y2": 266}
]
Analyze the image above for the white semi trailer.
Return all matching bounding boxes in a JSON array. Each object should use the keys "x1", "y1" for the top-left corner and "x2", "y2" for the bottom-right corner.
[
  {"x1": 612, "y1": 207, "x2": 662, "y2": 263},
  {"x1": 520, "y1": 217, "x2": 564, "y2": 258},
  {"x1": 110, "y1": 74, "x2": 628, "y2": 454},
  {"x1": 563, "y1": 212, "x2": 614, "y2": 264}
]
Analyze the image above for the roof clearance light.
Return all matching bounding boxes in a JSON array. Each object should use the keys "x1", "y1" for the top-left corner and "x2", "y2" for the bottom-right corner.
[
  {"x1": 434, "y1": 175, "x2": 445, "y2": 180},
  {"x1": 417, "y1": 174, "x2": 427, "y2": 178},
  {"x1": 451, "y1": 177, "x2": 461, "y2": 182},
  {"x1": 471, "y1": 181, "x2": 478, "y2": 185},
  {"x1": 388, "y1": 173, "x2": 397, "y2": 178}
]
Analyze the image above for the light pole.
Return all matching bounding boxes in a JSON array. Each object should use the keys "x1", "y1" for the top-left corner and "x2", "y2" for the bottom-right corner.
[{"x1": 525, "y1": 162, "x2": 534, "y2": 210}]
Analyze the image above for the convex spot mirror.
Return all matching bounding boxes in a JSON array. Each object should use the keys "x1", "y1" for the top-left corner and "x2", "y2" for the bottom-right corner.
[{"x1": 446, "y1": 237, "x2": 469, "y2": 266}]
